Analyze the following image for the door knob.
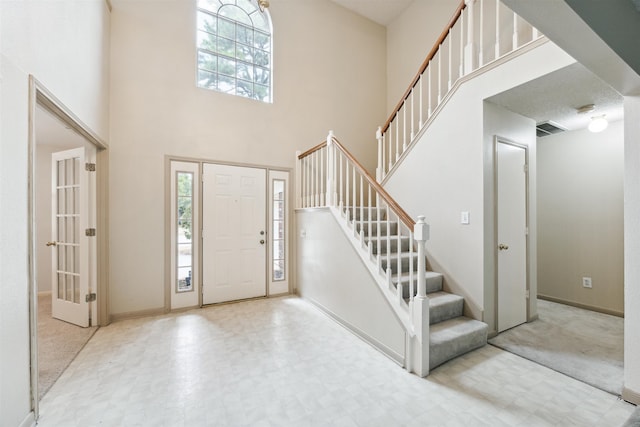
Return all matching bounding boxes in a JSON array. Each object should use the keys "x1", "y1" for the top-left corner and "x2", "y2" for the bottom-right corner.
[
  {"x1": 260, "y1": 239, "x2": 265, "y2": 245},
  {"x1": 46, "y1": 241, "x2": 57, "y2": 247},
  {"x1": 498, "y1": 243, "x2": 509, "y2": 251},
  {"x1": 260, "y1": 231, "x2": 265, "y2": 235}
]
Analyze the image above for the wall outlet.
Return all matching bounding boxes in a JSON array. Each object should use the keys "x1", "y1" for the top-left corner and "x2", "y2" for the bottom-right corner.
[
  {"x1": 582, "y1": 277, "x2": 592, "y2": 288},
  {"x1": 461, "y1": 211, "x2": 470, "y2": 225}
]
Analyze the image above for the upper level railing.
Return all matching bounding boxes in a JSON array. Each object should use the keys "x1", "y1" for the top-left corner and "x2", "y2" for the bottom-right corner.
[{"x1": 377, "y1": 0, "x2": 543, "y2": 181}]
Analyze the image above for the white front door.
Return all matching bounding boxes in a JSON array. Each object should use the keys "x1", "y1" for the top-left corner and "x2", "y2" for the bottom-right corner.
[
  {"x1": 202, "y1": 164, "x2": 267, "y2": 304},
  {"x1": 496, "y1": 140, "x2": 528, "y2": 332},
  {"x1": 50, "y1": 147, "x2": 95, "y2": 327}
]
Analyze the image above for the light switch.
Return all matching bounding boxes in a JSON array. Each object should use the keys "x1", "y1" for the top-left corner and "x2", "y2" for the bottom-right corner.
[{"x1": 461, "y1": 211, "x2": 470, "y2": 225}]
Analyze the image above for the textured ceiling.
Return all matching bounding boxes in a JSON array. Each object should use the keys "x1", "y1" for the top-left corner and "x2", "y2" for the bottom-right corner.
[
  {"x1": 330, "y1": 0, "x2": 413, "y2": 25},
  {"x1": 487, "y1": 63, "x2": 624, "y2": 132}
]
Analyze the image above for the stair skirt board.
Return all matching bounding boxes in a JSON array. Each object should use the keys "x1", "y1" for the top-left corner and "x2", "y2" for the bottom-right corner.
[{"x1": 303, "y1": 297, "x2": 405, "y2": 366}]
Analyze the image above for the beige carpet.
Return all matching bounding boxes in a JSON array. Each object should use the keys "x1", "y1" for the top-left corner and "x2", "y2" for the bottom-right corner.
[
  {"x1": 489, "y1": 299, "x2": 623, "y2": 396},
  {"x1": 38, "y1": 293, "x2": 98, "y2": 399}
]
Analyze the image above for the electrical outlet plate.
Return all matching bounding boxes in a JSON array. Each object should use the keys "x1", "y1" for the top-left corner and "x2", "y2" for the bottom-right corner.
[{"x1": 582, "y1": 277, "x2": 592, "y2": 288}]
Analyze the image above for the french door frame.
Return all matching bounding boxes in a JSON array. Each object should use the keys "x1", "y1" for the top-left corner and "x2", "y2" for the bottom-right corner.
[
  {"x1": 28, "y1": 77, "x2": 110, "y2": 418},
  {"x1": 165, "y1": 156, "x2": 292, "y2": 310}
]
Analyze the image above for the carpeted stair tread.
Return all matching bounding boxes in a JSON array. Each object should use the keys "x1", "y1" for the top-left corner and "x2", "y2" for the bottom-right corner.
[
  {"x1": 393, "y1": 271, "x2": 443, "y2": 296},
  {"x1": 430, "y1": 317, "x2": 488, "y2": 370},
  {"x1": 365, "y1": 235, "x2": 411, "y2": 253},
  {"x1": 428, "y1": 291, "x2": 464, "y2": 325},
  {"x1": 356, "y1": 221, "x2": 397, "y2": 236},
  {"x1": 346, "y1": 207, "x2": 386, "y2": 221}
]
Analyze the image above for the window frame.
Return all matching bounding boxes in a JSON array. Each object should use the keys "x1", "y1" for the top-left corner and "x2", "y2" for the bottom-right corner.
[{"x1": 196, "y1": 0, "x2": 273, "y2": 103}]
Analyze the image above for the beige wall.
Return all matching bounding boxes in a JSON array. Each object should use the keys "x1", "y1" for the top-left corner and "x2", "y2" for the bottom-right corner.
[
  {"x1": 0, "y1": 1, "x2": 110, "y2": 425},
  {"x1": 108, "y1": 0, "x2": 387, "y2": 315},
  {"x1": 537, "y1": 121, "x2": 624, "y2": 315},
  {"x1": 385, "y1": 0, "x2": 460, "y2": 115},
  {"x1": 384, "y1": 41, "x2": 574, "y2": 334}
]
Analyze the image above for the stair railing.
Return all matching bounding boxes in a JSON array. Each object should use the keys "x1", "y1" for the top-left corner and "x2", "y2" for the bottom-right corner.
[
  {"x1": 297, "y1": 131, "x2": 431, "y2": 375},
  {"x1": 377, "y1": 0, "x2": 543, "y2": 182}
]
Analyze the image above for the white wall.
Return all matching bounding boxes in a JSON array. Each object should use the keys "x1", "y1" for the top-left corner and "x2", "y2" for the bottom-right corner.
[
  {"x1": 108, "y1": 0, "x2": 387, "y2": 316},
  {"x1": 483, "y1": 101, "x2": 537, "y2": 333},
  {"x1": 383, "y1": 41, "x2": 574, "y2": 333},
  {"x1": 0, "y1": 1, "x2": 110, "y2": 425},
  {"x1": 624, "y1": 96, "x2": 640, "y2": 404},
  {"x1": 386, "y1": 0, "x2": 460, "y2": 115},
  {"x1": 537, "y1": 121, "x2": 624, "y2": 315},
  {"x1": 296, "y1": 209, "x2": 406, "y2": 362}
]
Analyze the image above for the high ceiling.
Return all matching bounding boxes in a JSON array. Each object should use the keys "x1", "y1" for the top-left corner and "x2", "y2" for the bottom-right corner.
[{"x1": 330, "y1": 0, "x2": 413, "y2": 26}]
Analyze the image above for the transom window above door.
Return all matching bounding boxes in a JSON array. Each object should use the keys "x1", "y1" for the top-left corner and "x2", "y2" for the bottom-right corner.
[{"x1": 196, "y1": 0, "x2": 272, "y2": 103}]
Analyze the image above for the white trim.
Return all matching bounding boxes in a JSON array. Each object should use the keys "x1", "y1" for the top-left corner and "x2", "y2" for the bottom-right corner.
[
  {"x1": 19, "y1": 412, "x2": 36, "y2": 427},
  {"x1": 268, "y1": 170, "x2": 290, "y2": 296}
]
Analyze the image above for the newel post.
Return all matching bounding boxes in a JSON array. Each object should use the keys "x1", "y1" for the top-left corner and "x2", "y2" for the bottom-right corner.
[
  {"x1": 376, "y1": 126, "x2": 383, "y2": 182},
  {"x1": 411, "y1": 215, "x2": 430, "y2": 377},
  {"x1": 326, "y1": 130, "x2": 335, "y2": 207}
]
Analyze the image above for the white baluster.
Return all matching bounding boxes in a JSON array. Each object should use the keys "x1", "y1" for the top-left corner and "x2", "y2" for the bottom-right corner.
[
  {"x1": 376, "y1": 127, "x2": 383, "y2": 182},
  {"x1": 296, "y1": 151, "x2": 301, "y2": 208},
  {"x1": 409, "y1": 230, "x2": 414, "y2": 302},
  {"x1": 395, "y1": 118, "x2": 400, "y2": 162},
  {"x1": 359, "y1": 175, "x2": 364, "y2": 237},
  {"x1": 411, "y1": 91, "x2": 415, "y2": 140},
  {"x1": 386, "y1": 205, "x2": 391, "y2": 279},
  {"x1": 376, "y1": 194, "x2": 381, "y2": 267},
  {"x1": 367, "y1": 184, "x2": 372, "y2": 245},
  {"x1": 513, "y1": 10, "x2": 519, "y2": 50},
  {"x1": 459, "y1": 11, "x2": 464, "y2": 78},
  {"x1": 419, "y1": 78, "x2": 424, "y2": 129},
  {"x1": 396, "y1": 213, "x2": 401, "y2": 293},
  {"x1": 437, "y1": 48, "x2": 442, "y2": 104},
  {"x1": 339, "y1": 153, "x2": 344, "y2": 208},
  {"x1": 326, "y1": 131, "x2": 334, "y2": 206},
  {"x1": 448, "y1": 30, "x2": 453, "y2": 90},
  {"x1": 320, "y1": 145, "x2": 325, "y2": 206},
  {"x1": 345, "y1": 161, "x2": 350, "y2": 221},
  {"x1": 479, "y1": 0, "x2": 484, "y2": 67},
  {"x1": 532, "y1": 26, "x2": 539, "y2": 40},
  {"x1": 428, "y1": 63, "x2": 432, "y2": 117},
  {"x1": 495, "y1": 0, "x2": 500, "y2": 60},
  {"x1": 464, "y1": 0, "x2": 476, "y2": 75},
  {"x1": 352, "y1": 166, "x2": 356, "y2": 234},
  {"x1": 403, "y1": 103, "x2": 407, "y2": 151}
]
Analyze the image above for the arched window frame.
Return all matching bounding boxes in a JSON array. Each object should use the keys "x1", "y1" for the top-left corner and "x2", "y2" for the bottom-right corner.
[{"x1": 196, "y1": 0, "x2": 273, "y2": 103}]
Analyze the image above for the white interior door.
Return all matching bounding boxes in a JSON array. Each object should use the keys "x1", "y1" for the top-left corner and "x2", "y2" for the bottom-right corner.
[
  {"x1": 497, "y1": 141, "x2": 528, "y2": 332},
  {"x1": 50, "y1": 147, "x2": 93, "y2": 327},
  {"x1": 202, "y1": 164, "x2": 267, "y2": 304}
]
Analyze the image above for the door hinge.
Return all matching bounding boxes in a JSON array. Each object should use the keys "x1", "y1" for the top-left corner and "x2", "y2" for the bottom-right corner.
[
  {"x1": 85, "y1": 293, "x2": 97, "y2": 302},
  {"x1": 85, "y1": 228, "x2": 96, "y2": 237},
  {"x1": 525, "y1": 289, "x2": 530, "y2": 299},
  {"x1": 85, "y1": 162, "x2": 96, "y2": 172}
]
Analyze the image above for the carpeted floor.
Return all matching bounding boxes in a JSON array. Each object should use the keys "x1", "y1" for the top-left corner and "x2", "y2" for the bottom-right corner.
[
  {"x1": 37, "y1": 293, "x2": 98, "y2": 399},
  {"x1": 489, "y1": 298, "x2": 623, "y2": 396}
]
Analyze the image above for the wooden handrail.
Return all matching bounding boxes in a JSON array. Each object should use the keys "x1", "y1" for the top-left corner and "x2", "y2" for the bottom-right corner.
[
  {"x1": 382, "y1": 0, "x2": 466, "y2": 134},
  {"x1": 331, "y1": 137, "x2": 416, "y2": 228},
  {"x1": 298, "y1": 140, "x2": 327, "y2": 159}
]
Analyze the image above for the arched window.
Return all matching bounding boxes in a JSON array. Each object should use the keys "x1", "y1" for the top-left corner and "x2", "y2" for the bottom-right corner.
[{"x1": 197, "y1": 0, "x2": 272, "y2": 103}]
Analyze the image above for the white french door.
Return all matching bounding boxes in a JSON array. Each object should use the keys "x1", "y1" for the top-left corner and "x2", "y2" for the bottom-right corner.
[
  {"x1": 50, "y1": 147, "x2": 95, "y2": 327},
  {"x1": 496, "y1": 140, "x2": 528, "y2": 332},
  {"x1": 202, "y1": 164, "x2": 267, "y2": 304}
]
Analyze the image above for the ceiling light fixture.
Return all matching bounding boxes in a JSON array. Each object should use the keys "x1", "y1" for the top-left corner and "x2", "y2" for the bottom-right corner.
[{"x1": 588, "y1": 115, "x2": 608, "y2": 133}]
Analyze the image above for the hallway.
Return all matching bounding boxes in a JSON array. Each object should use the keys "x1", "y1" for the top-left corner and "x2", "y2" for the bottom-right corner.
[{"x1": 37, "y1": 296, "x2": 634, "y2": 426}]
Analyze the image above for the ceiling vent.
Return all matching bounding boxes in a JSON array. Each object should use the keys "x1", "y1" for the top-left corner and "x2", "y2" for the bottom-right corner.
[{"x1": 536, "y1": 121, "x2": 567, "y2": 138}]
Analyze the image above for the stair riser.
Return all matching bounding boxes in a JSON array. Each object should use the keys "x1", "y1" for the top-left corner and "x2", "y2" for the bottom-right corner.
[
  {"x1": 356, "y1": 222, "x2": 398, "y2": 237},
  {"x1": 346, "y1": 208, "x2": 387, "y2": 221},
  {"x1": 396, "y1": 276, "x2": 443, "y2": 297},
  {"x1": 430, "y1": 299, "x2": 464, "y2": 325},
  {"x1": 381, "y1": 256, "x2": 418, "y2": 274},
  {"x1": 368, "y1": 238, "x2": 411, "y2": 254},
  {"x1": 430, "y1": 324, "x2": 487, "y2": 370}
]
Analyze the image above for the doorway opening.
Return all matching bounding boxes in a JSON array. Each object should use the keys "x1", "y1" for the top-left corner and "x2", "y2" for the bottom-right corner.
[
  {"x1": 28, "y1": 78, "x2": 109, "y2": 415},
  {"x1": 167, "y1": 159, "x2": 290, "y2": 310}
]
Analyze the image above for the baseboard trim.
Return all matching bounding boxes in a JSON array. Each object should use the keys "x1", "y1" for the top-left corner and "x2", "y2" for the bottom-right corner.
[
  {"x1": 537, "y1": 294, "x2": 624, "y2": 318},
  {"x1": 303, "y1": 296, "x2": 405, "y2": 367},
  {"x1": 37, "y1": 290, "x2": 51, "y2": 298},
  {"x1": 622, "y1": 387, "x2": 640, "y2": 405},
  {"x1": 19, "y1": 411, "x2": 36, "y2": 427},
  {"x1": 110, "y1": 307, "x2": 166, "y2": 322}
]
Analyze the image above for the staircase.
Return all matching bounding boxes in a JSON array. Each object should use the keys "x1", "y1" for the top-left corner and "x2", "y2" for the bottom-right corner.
[{"x1": 354, "y1": 207, "x2": 487, "y2": 370}]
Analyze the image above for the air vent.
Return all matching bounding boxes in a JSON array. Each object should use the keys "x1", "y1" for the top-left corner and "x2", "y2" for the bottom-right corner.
[{"x1": 536, "y1": 121, "x2": 567, "y2": 138}]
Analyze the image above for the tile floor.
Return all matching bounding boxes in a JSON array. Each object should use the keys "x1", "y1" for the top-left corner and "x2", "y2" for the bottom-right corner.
[{"x1": 37, "y1": 296, "x2": 634, "y2": 427}]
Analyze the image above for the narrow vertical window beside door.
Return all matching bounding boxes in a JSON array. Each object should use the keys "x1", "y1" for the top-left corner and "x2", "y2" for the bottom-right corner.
[
  {"x1": 272, "y1": 179, "x2": 286, "y2": 281},
  {"x1": 177, "y1": 172, "x2": 194, "y2": 292}
]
